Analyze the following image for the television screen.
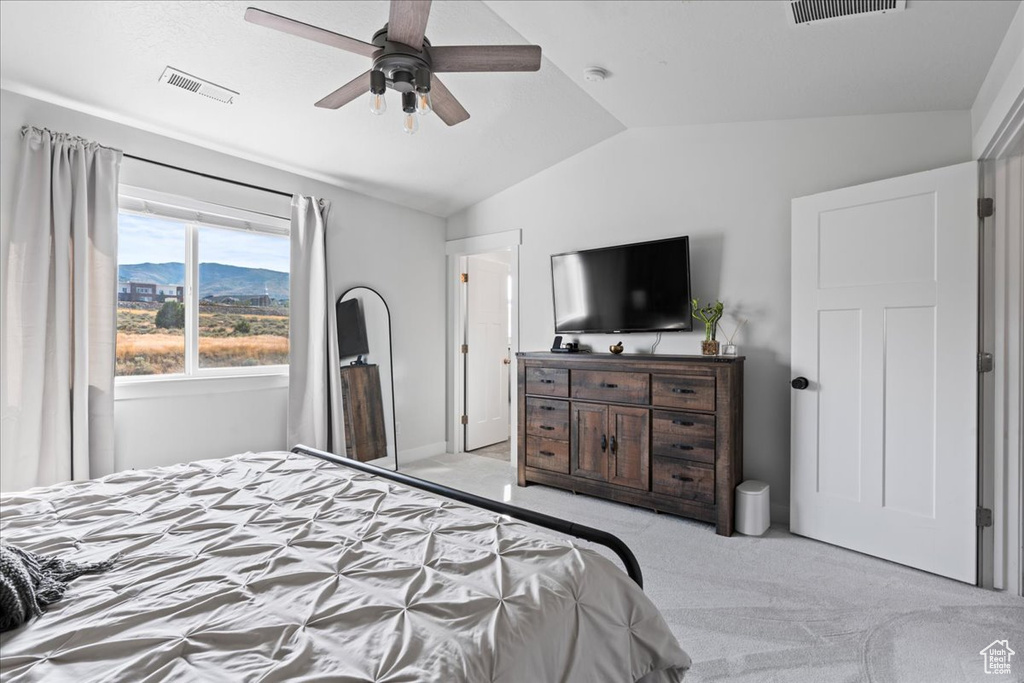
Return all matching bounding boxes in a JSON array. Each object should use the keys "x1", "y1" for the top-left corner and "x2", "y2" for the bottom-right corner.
[
  {"x1": 551, "y1": 236, "x2": 692, "y2": 334},
  {"x1": 336, "y1": 298, "x2": 370, "y2": 358}
]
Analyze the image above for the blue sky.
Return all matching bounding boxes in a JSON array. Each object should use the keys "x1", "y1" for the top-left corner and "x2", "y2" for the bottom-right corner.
[{"x1": 118, "y1": 213, "x2": 289, "y2": 273}]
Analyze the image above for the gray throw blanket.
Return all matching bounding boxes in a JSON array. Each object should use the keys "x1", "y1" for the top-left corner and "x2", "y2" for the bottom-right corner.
[{"x1": 0, "y1": 544, "x2": 117, "y2": 632}]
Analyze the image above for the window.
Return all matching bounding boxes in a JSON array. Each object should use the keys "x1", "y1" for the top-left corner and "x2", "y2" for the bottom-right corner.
[{"x1": 116, "y1": 188, "x2": 290, "y2": 379}]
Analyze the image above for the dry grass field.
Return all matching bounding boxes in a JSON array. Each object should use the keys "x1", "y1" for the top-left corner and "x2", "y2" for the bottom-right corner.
[{"x1": 117, "y1": 304, "x2": 288, "y2": 375}]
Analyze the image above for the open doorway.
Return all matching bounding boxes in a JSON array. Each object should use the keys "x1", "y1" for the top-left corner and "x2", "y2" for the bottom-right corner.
[
  {"x1": 445, "y1": 231, "x2": 521, "y2": 465},
  {"x1": 463, "y1": 252, "x2": 512, "y2": 457}
]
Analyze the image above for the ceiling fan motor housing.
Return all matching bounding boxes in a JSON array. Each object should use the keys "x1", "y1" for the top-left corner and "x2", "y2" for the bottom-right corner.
[{"x1": 371, "y1": 26, "x2": 431, "y2": 93}]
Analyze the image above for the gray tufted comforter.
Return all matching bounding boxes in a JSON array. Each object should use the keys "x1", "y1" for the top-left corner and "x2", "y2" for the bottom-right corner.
[{"x1": 0, "y1": 451, "x2": 689, "y2": 682}]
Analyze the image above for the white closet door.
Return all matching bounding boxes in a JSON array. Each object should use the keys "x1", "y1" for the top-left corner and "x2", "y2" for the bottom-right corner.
[{"x1": 791, "y1": 161, "x2": 978, "y2": 583}]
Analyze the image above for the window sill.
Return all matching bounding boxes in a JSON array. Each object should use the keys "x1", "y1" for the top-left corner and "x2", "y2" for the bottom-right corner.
[{"x1": 115, "y1": 372, "x2": 289, "y2": 401}]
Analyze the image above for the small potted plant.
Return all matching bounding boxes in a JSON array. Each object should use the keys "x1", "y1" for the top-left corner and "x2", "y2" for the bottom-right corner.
[{"x1": 692, "y1": 298, "x2": 724, "y2": 355}]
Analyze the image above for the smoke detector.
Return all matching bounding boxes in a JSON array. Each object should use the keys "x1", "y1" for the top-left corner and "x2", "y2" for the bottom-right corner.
[
  {"x1": 583, "y1": 67, "x2": 609, "y2": 82},
  {"x1": 159, "y1": 67, "x2": 238, "y2": 104},
  {"x1": 787, "y1": 0, "x2": 905, "y2": 26}
]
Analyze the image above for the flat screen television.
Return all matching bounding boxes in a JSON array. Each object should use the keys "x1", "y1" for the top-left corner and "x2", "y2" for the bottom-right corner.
[
  {"x1": 551, "y1": 236, "x2": 692, "y2": 334},
  {"x1": 336, "y1": 298, "x2": 370, "y2": 358}
]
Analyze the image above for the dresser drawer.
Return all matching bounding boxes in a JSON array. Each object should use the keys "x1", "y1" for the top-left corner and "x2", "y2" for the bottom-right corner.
[
  {"x1": 651, "y1": 374, "x2": 716, "y2": 411},
  {"x1": 526, "y1": 367, "x2": 569, "y2": 397},
  {"x1": 572, "y1": 370, "x2": 649, "y2": 404},
  {"x1": 652, "y1": 456, "x2": 715, "y2": 504},
  {"x1": 651, "y1": 410, "x2": 716, "y2": 464},
  {"x1": 525, "y1": 436, "x2": 569, "y2": 473},
  {"x1": 526, "y1": 398, "x2": 570, "y2": 440}
]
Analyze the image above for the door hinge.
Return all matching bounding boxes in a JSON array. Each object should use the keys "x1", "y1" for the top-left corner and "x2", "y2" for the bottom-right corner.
[
  {"x1": 978, "y1": 352, "x2": 994, "y2": 373},
  {"x1": 978, "y1": 197, "x2": 994, "y2": 219},
  {"x1": 461, "y1": 344, "x2": 468, "y2": 354},
  {"x1": 977, "y1": 507, "x2": 993, "y2": 528},
  {"x1": 460, "y1": 272, "x2": 469, "y2": 283},
  {"x1": 460, "y1": 415, "x2": 468, "y2": 425}
]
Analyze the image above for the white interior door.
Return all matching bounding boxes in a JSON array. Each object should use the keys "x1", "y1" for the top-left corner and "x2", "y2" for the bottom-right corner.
[
  {"x1": 791, "y1": 161, "x2": 978, "y2": 583},
  {"x1": 465, "y1": 255, "x2": 510, "y2": 451}
]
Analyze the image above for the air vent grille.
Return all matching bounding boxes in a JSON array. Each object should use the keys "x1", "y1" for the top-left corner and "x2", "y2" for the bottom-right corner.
[
  {"x1": 788, "y1": 0, "x2": 905, "y2": 26},
  {"x1": 159, "y1": 67, "x2": 238, "y2": 104}
]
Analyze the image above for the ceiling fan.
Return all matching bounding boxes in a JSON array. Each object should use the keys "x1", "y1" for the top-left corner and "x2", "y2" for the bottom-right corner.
[{"x1": 245, "y1": 1, "x2": 542, "y2": 134}]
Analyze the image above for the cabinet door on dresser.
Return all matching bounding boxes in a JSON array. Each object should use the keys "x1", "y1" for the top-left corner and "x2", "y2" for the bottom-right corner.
[
  {"x1": 571, "y1": 402, "x2": 609, "y2": 481},
  {"x1": 609, "y1": 406, "x2": 650, "y2": 490}
]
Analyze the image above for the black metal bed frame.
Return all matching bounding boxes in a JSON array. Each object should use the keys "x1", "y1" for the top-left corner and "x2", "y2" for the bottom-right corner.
[{"x1": 291, "y1": 444, "x2": 644, "y2": 588}]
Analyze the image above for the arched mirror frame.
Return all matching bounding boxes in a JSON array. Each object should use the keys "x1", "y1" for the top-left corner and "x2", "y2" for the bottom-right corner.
[{"x1": 338, "y1": 286, "x2": 399, "y2": 472}]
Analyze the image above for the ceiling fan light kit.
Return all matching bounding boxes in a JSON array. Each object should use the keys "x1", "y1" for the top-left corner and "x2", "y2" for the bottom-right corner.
[
  {"x1": 369, "y1": 69, "x2": 387, "y2": 114},
  {"x1": 245, "y1": 1, "x2": 542, "y2": 135}
]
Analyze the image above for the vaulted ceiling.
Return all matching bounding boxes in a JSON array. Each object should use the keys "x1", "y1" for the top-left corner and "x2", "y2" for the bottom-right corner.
[{"x1": 0, "y1": 1, "x2": 1017, "y2": 216}]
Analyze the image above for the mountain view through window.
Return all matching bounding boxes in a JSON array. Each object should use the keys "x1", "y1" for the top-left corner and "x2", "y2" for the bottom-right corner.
[{"x1": 117, "y1": 211, "x2": 290, "y2": 377}]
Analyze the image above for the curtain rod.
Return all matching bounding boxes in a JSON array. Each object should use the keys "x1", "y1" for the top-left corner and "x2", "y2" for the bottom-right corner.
[{"x1": 123, "y1": 153, "x2": 293, "y2": 199}]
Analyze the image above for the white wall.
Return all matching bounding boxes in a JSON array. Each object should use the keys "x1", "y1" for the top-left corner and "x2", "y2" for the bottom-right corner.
[
  {"x1": 0, "y1": 88, "x2": 447, "y2": 474},
  {"x1": 447, "y1": 110, "x2": 973, "y2": 521},
  {"x1": 972, "y1": 2, "x2": 1024, "y2": 159}
]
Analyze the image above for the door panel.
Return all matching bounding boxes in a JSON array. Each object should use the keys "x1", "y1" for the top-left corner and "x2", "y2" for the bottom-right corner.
[
  {"x1": 816, "y1": 309, "x2": 862, "y2": 502},
  {"x1": 571, "y1": 402, "x2": 608, "y2": 481},
  {"x1": 791, "y1": 160, "x2": 977, "y2": 583},
  {"x1": 883, "y1": 306, "x2": 936, "y2": 517},
  {"x1": 465, "y1": 255, "x2": 510, "y2": 451},
  {"x1": 609, "y1": 406, "x2": 649, "y2": 490}
]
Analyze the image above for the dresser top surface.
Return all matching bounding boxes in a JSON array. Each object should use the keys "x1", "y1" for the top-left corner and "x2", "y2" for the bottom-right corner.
[{"x1": 517, "y1": 351, "x2": 745, "y2": 364}]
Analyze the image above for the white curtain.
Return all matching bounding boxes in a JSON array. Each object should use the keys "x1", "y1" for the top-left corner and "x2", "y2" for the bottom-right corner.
[
  {"x1": 287, "y1": 195, "x2": 343, "y2": 452},
  {"x1": 1, "y1": 127, "x2": 122, "y2": 491}
]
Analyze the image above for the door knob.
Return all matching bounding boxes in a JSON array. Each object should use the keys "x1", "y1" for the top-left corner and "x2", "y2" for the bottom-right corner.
[{"x1": 791, "y1": 377, "x2": 810, "y2": 390}]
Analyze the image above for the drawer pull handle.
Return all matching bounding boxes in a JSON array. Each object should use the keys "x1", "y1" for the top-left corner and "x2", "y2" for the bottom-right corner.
[
  {"x1": 539, "y1": 425, "x2": 555, "y2": 431},
  {"x1": 601, "y1": 382, "x2": 619, "y2": 388},
  {"x1": 539, "y1": 406, "x2": 556, "y2": 411},
  {"x1": 672, "y1": 444, "x2": 694, "y2": 451},
  {"x1": 539, "y1": 450, "x2": 555, "y2": 457},
  {"x1": 610, "y1": 435, "x2": 617, "y2": 455},
  {"x1": 601, "y1": 435, "x2": 608, "y2": 452},
  {"x1": 539, "y1": 379, "x2": 555, "y2": 384},
  {"x1": 672, "y1": 420, "x2": 695, "y2": 426},
  {"x1": 672, "y1": 388, "x2": 696, "y2": 394},
  {"x1": 671, "y1": 474, "x2": 695, "y2": 482}
]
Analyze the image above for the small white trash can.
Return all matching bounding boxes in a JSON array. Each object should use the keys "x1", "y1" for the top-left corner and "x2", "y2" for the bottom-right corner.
[{"x1": 735, "y1": 480, "x2": 770, "y2": 536}]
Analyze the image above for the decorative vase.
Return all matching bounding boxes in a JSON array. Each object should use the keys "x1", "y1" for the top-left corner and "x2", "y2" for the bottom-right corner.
[
  {"x1": 609, "y1": 341, "x2": 624, "y2": 355},
  {"x1": 721, "y1": 343, "x2": 737, "y2": 356},
  {"x1": 701, "y1": 340, "x2": 719, "y2": 356}
]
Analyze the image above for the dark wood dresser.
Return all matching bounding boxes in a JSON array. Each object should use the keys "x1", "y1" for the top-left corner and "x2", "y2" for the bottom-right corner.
[
  {"x1": 340, "y1": 363, "x2": 387, "y2": 462},
  {"x1": 517, "y1": 352, "x2": 744, "y2": 535}
]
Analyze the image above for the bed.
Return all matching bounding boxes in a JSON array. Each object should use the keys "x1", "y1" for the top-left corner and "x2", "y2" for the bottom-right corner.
[{"x1": 0, "y1": 447, "x2": 690, "y2": 682}]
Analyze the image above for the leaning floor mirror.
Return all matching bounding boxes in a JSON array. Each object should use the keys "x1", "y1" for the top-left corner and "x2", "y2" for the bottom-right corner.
[{"x1": 336, "y1": 287, "x2": 398, "y2": 470}]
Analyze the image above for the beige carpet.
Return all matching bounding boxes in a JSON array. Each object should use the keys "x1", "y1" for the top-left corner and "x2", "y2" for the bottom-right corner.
[{"x1": 465, "y1": 440, "x2": 512, "y2": 462}]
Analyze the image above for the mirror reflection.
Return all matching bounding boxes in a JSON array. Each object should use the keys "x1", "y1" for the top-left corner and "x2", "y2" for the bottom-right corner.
[{"x1": 337, "y1": 287, "x2": 397, "y2": 468}]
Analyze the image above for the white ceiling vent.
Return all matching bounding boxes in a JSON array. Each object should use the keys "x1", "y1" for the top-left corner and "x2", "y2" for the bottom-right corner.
[
  {"x1": 787, "y1": 0, "x2": 906, "y2": 26},
  {"x1": 159, "y1": 67, "x2": 238, "y2": 104}
]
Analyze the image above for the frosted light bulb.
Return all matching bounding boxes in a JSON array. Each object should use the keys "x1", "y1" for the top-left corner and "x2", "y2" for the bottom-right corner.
[
  {"x1": 403, "y1": 112, "x2": 419, "y2": 135},
  {"x1": 416, "y1": 91, "x2": 432, "y2": 115},
  {"x1": 369, "y1": 91, "x2": 387, "y2": 115}
]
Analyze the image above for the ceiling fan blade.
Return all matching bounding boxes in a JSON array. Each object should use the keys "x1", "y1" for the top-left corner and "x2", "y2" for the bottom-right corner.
[
  {"x1": 429, "y1": 76, "x2": 470, "y2": 126},
  {"x1": 431, "y1": 45, "x2": 542, "y2": 73},
  {"x1": 387, "y1": 0, "x2": 432, "y2": 50},
  {"x1": 315, "y1": 71, "x2": 372, "y2": 109},
  {"x1": 245, "y1": 7, "x2": 377, "y2": 58}
]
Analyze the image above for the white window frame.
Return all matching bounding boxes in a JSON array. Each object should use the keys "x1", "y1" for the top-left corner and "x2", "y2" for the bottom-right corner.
[{"x1": 116, "y1": 186, "x2": 291, "y2": 384}]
